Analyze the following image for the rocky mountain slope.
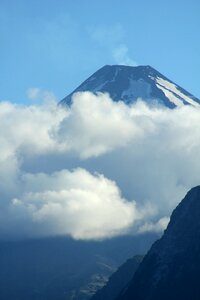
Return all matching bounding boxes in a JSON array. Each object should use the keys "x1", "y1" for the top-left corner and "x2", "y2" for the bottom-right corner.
[
  {"x1": 116, "y1": 186, "x2": 200, "y2": 300},
  {"x1": 91, "y1": 256, "x2": 143, "y2": 300}
]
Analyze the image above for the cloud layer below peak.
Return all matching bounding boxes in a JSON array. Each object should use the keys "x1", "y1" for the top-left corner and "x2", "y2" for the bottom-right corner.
[{"x1": 1, "y1": 92, "x2": 200, "y2": 240}]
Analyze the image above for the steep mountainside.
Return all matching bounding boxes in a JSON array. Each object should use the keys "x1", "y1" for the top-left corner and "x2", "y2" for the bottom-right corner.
[
  {"x1": 60, "y1": 65, "x2": 200, "y2": 108},
  {"x1": 117, "y1": 186, "x2": 200, "y2": 300}
]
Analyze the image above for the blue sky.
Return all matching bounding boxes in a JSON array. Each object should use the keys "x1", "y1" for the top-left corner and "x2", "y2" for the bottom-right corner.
[{"x1": 1, "y1": 0, "x2": 200, "y2": 104}]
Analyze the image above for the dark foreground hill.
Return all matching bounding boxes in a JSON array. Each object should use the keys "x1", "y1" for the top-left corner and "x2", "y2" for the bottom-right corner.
[
  {"x1": 91, "y1": 255, "x2": 143, "y2": 300},
  {"x1": 116, "y1": 186, "x2": 200, "y2": 300}
]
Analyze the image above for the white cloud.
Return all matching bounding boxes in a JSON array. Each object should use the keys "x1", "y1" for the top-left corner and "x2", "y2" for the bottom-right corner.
[
  {"x1": 58, "y1": 92, "x2": 141, "y2": 158},
  {"x1": 1, "y1": 93, "x2": 200, "y2": 240},
  {"x1": 138, "y1": 217, "x2": 170, "y2": 234},
  {"x1": 7, "y1": 169, "x2": 139, "y2": 240}
]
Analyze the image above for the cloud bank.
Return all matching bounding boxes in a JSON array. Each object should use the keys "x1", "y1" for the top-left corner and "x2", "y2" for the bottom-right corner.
[{"x1": 1, "y1": 92, "x2": 200, "y2": 240}]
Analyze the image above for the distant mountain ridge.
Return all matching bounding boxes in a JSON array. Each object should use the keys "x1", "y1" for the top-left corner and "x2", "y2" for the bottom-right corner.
[
  {"x1": 91, "y1": 255, "x2": 143, "y2": 300},
  {"x1": 60, "y1": 65, "x2": 200, "y2": 108},
  {"x1": 115, "y1": 186, "x2": 200, "y2": 300},
  {"x1": 0, "y1": 234, "x2": 157, "y2": 300}
]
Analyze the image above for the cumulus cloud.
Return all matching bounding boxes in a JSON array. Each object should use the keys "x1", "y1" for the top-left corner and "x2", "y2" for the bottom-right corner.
[
  {"x1": 7, "y1": 169, "x2": 138, "y2": 240},
  {"x1": 0, "y1": 100, "x2": 66, "y2": 158},
  {"x1": 58, "y1": 92, "x2": 141, "y2": 158},
  {"x1": 1, "y1": 92, "x2": 200, "y2": 240}
]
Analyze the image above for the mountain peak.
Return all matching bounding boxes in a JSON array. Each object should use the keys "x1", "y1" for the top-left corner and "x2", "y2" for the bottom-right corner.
[
  {"x1": 98, "y1": 64, "x2": 158, "y2": 76},
  {"x1": 60, "y1": 65, "x2": 200, "y2": 108},
  {"x1": 100, "y1": 64, "x2": 153, "y2": 68}
]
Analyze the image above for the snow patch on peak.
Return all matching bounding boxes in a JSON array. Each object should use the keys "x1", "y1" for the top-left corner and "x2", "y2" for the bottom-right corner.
[
  {"x1": 156, "y1": 77, "x2": 200, "y2": 107},
  {"x1": 155, "y1": 83, "x2": 184, "y2": 107}
]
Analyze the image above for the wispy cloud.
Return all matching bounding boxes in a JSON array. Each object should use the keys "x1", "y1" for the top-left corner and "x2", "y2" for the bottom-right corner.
[
  {"x1": 89, "y1": 24, "x2": 124, "y2": 45},
  {"x1": 138, "y1": 217, "x2": 170, "y2": 234},
  {"x1": 112, "y1": 44, "x2": 137, "y2": 66},
  {"x1": 89, "y1": 24, "x2": 137, "y2": 66},
  {"x1": 26, "y1": 88, "x2": 57, "y2": 103}
]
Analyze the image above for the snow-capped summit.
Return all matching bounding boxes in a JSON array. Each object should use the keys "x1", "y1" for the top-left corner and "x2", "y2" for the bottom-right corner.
[{"x1": 60, "y1": 65, "x2": 200, "y2": 108}]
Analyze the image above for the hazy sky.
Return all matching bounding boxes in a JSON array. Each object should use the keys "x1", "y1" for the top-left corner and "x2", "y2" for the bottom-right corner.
[{"x1": 1, "y1": 0, "x2": 200, "y2": 104}]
